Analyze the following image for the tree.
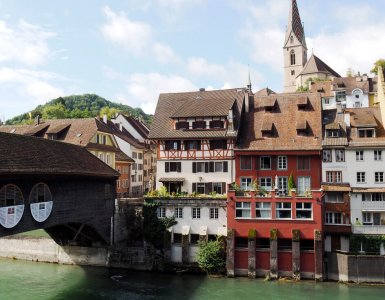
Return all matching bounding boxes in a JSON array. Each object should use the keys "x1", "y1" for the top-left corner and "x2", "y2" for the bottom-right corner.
[
  {"x1": 99, "y1": 106, "x2": 120, "y2": 119},
  {"x1": 288, "y1": 174, "x2": 296, "y2": 191},
  {"x1": 346, "y1": 67, "x2": 355, "y2": 77},
  {"x1": 371, "y1": 59, "x2": 385, "y2": 75},
  {"x1": 42, "y1": 103, "x2": 68, "y2": 119},
  {"x1": 197, "y1": 238, "x2": 226, "y2": 275}
]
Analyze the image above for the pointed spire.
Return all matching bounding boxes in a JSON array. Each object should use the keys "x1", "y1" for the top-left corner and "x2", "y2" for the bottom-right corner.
[
  {"x1": 285, "y1": 0, "x2": 306, "y2": 48},
  {"x1": 247, "y1": 65, "x2": 252, "y2": 93}
]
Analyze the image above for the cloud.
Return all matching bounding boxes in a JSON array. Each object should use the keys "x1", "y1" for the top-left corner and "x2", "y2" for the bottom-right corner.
[
  {"x1": 186, "y1": 57, "x2": 264, "y2": 90},
  {"x1": 0, "y1": 67, "x2": 65, "y2": 119},
  {"x1": 124, "y1": 72, "x2": 197, "y2": 113},
  {"x1": 153, "y1": 43, "x2": 181, "y2": 64},
  {"x1": 156, "y1": 0, "x2": 203, "y2": 21},
  {"x1": 101, "y1": 6, "x2": 152, "y2": 55},
  {"x1": 0, "y1": 19, "x2": 55, "y2": 66}
]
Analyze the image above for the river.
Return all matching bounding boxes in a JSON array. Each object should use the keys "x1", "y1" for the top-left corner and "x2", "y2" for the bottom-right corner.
[{"x1": 0, "y1": 258, "x2": 384, "y2": 300}]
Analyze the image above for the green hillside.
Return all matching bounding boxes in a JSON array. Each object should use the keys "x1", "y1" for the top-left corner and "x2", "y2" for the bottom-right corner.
[{"x1": 6, "y1": 94, "x2": 152, "y2": 125}]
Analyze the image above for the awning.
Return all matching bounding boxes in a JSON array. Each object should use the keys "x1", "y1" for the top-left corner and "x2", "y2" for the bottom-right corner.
[
  {"x1": 352, "y1": 188, "x2": 385, "y2": 193},
  {"x1": 322, "y1": 185, "x2": 351, "y2": 192},
  {"x1": 159, "y1": 178, "x2": 185, "y2": 182}
]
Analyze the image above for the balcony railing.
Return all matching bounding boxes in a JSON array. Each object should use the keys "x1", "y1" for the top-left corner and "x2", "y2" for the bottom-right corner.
[
  {"x1": 362, "y1": 201, "x2": 385, "y2": 211},
  {"x1": 352, "y1": 225, "x2": 385, "y2": 235}
]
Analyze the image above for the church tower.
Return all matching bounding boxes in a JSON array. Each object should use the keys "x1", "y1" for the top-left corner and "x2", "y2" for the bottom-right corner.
[{"x1": 283, "y1": 0, "x2": 308, "y2": 93}]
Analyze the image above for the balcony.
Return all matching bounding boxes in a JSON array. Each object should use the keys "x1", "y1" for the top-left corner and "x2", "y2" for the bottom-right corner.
[
  {"x1": 362, "y1": 201, "x2": 385, "y2": 211},
  {"x1": 352, "y1": 225, "x2": 385, "y2": 235}
]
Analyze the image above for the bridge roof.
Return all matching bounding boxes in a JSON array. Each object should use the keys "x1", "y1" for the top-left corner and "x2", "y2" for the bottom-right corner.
[{"x1": 0, "y1": 132, "x2": 119, "y2": 178}]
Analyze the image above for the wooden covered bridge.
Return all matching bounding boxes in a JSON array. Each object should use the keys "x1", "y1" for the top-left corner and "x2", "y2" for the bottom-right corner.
[{"x1": 0, "y1": 132, "x2": 119, "y2": 246}]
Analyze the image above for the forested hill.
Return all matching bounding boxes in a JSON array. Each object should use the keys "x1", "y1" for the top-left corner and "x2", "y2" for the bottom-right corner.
[{"x1": 6, "y1": 94, "x2": 153, "y2": 125}]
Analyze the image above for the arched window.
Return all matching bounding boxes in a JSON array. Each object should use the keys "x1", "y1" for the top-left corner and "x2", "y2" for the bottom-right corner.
[
  {"x1": 290, "y1": 50, "x2": 296, "y2": 65},
  {"x1": 0, "y1": 184, "x2": 25, "y2": 228},
  {"x1": 290, "y1": 36, "x2": 294, "y2": 44},
  {"x1": 29, "y1": 183, "x2": 53, "y2": 222}
]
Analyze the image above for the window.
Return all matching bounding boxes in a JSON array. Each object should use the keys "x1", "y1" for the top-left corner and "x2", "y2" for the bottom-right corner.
[
  {"x1": 326, "y1": 171, "x2": 342, "y2": 183},
  {"x1": 215, "y1": 162, "x2": 224, "y2": 172},
  {"x1": 358, "y1": 129, "x2": 375, "y2": 138},
  {"x1": 255, "y1": 202, "x2": 271, "y2": 219},
  {"x1": 209, "y1": 140, "x2": 227, "y2": 150},
  {"x1": 210, "y1": 120, "x2": 224, "y2": 129},
  {"x1": 362, "y1": 212, "x2": 372, "y2": 225},
  {"x1": 374, "y1": 150, "x2": 382, "y2": 161},
  {"x1": 132, "y1": 152, "x2": 137, "y2": 159},
  {"x1": 260, "y1": 156, "x2": 271, "y2": 169},
  {"x1": 276, "y1": 202, "x2": 291, "y2": 219},
  {"x1": 235, "y1": 202, "x2": 251, "y2": 218},
  {"x1": 117, "y1": 180, "x2": 121, "y2": 189},
  {"x1": 371, "y1": 193, "x2": 384, "y2": 201},
  {"x1": 375, "y1": 172, "x2": 384, "y2": 183},
  {"x1": 326, "y1": 130, "x2": 339, "y2": 138},
  {"x1": 132, "y1": 163, "x2": 137, "y2": 171},
  {"x1": 157, "y1": 207, "x2": 166, "y2": 218},
  {"x1": 106, "y1": 154, "x2": 111, "y2": 165},
  {"x1": 165, "y1": 162, "x2": 181, "y2": 173},
  {"x1": 190, "y1": 234, "x2": 200, "y2": 244},
  {"x1": 323, "y1": 150, "x2": 332, "y2": 162},
  {"x1": 297, "y1": 156, "x2": 310, "y2": 170},
  {"x1": 240, "y1": 156, "x2": 252, "y2": 170},
  {"x1": 213, "y1": 182, "x2": 224, "y2": 194},
  {"x1": 176, "y1": 121, "x2": 189, "y2": 130},
  {"x1": 210, "y1": 208, "x2": 219, "y2": 219},
  {"x1": 357, "y1": 172, "x2": 366, "y2": 183},
  {"x1": 192, "y1": 207, "x2": 201, "y2": 219},
  {"x1": 165, "y1": 140, "x2": 181, "y2": 150},
  {"x1": 335, "y1": 150, "x2": 345, "y2": 162},
  {"x1": 194, "y1": 162, "x2": 205, "y2": 173},
  {"x1": 291, "y1": 70, "x2": 295, "y2": 76},
  {"x1": 173, "y1": 233, "x2": 182, "y2": 244},
  {"x1": 174, "y1": 207, "x2": 183, "y2": 219},
  {"x1": 297, "y1": 176, "x2": 311, "y2": 196},
  {"x1": 325, "y1": 212, "x2": 342, "y2": 224},
  {"x1": 138, "y1": 164, "x2": 143, "y2": 170},
  {"x1": 192, "y1": 121, "x2": 206, "y2": 129},
  {"x1": 185, "y1": 140, "x2": 201, "y2": 150},
  {"x1": 325, "y1": 192, "x2": 344, "y2": 203},
  {"x1": 259, "y1": 177, "x2": 272, "y2": 191},
  {"x1": 290, "y1": 50, "x2": 296, "y2": 65},
  {"x1": 131, "y1": 175, "x2": 136, "y2": 182},
  {"x1": 277, "y1": 177, "x2": 288, "y2": 195},
  {"x1": 277, "y1": 156, "x2": 287, "y2": 170},
  {"x1": 335, "y1": 91, "x2": 346, "y2": 102},
  {"x1": 196, "y1": 183, "x2": 205, "y2": 194},
  {"x1": 356, "y1": 151, "x2": 364, "y2": 161},
  {"x1": 240, "y1": 177, "x2": 252, "y2": 191},
  {"x1": 296, "y1": 202, "x2": 312, "y2": 219}
]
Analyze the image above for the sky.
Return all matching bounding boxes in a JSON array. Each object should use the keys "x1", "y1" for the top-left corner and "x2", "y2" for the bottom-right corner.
[{"x1": 0, "y1": 0, "x2": 384, "y2": 121}]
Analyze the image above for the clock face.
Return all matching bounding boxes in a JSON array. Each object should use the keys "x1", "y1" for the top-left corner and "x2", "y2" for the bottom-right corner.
[
  {"x1": 29, "y1": 183, "x2": 53, "y2": 223},
  {"x1": 0, "y1": 185, "x2": 25, "y2": 229}
]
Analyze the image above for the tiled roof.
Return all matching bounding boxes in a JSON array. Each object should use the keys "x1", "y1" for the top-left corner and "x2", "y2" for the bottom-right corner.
[
  {"x1": 310, "y1": 81, "x2": 333, "y2": 97},
  {"x1": 254, "y1": 87, "x2": 276, "y2": 97},
  {"x1": 120, "y1": 114, "x2": 150, "y2": 138},
  {"x1": 322, "y1": 110, "x2": 348, "y2": 147},
  {"x1": 299, "y1": 54, "x2": 341, "y2": 78},
  {"x1": 0, "y1": 132, "x2": 119, "y2": 178},
  {"x1": 149, "y1": 88, "x2": 246, "y2": 139},
  {"x1": 237, "y1": 92, "x2": 322, "y2": 151},
  {"x1": 116, "y1": 150, "x2": 135, "y2": 163},
  {"x1": 346, "y1": 107, "x2": 385, "y2": 147},
  {"x1": 332, "y1": 76, "x2": 373, "y2": 94}
]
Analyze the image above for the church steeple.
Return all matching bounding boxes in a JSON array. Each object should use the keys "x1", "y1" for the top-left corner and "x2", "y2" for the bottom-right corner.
[{"x1": 283, "y1": 0, "x2": 308, "y2": 93}]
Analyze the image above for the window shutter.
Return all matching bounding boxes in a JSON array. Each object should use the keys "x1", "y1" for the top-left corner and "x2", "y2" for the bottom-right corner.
[
  {"x1": 192, "y1": 183, "x2": 197, "y2": 193},
  {"x1": 192, "y1": 162, "x2": 197, "y2": 173},
  {"x1": 223, "y1": 161, "x2": 228, "y2": 172},
  {"x1": 222, "y1": 182, "x2": 226, "y2": 194},
  {"x1": 205, "y1": 162, "x2": 209, "y2": 173},
  {"x1": 206, "y1": 182, "x2": 212, "y2": 194},
  {"x1": 165, "y1": 162, "x2": 170, "y2": 173},
  {"x1": 177, "y1": 162, "x2": 181, "y2": 173},
  {"x1": 255, "y1": 157, "x2": 259, "y2": 170},
  {"x1": 271, "y1": 156, "x2": 276, "y2": 170},
  {"x1": 209, "y1": 162, "x2": 214, "y2": 173}
]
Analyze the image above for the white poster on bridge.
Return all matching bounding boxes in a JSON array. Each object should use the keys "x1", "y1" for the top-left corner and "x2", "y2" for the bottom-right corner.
[
  {"x1": 0, "y1": 205, "x2": 24, "y2": 228},
  {"x1": 30, "y1": 201, "x2": 53, "y2": 223}
]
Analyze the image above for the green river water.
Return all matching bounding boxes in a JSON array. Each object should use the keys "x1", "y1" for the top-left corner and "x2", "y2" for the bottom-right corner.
[{"x1": 1, "y1": 258, "x2": 384, "y2": 300}]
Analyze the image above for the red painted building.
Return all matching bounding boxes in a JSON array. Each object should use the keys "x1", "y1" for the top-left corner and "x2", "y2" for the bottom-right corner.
[{"x1": 226, "y1": 90, "x2": 324, "y2": 280}]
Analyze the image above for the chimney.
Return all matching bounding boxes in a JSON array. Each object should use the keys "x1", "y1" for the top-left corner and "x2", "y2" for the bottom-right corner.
[
  {"x1": 245, "y1": 93, "x2": 249, "y2": 113},
  {"x1": 119, "y1": 123, "x2": 123, "y2": 131},
  {"x1": 199, "y1": 88, "x2": 205, "y2": 92},
  {"x1": 35, "y1": 115, "x2": 40, "y2": 125},
  {"x1": 103, "y1": 114, "x2": 107, "y2": 124},
  {"x1": 362, "y1": 73, "x2": 368, "y2": 81}
]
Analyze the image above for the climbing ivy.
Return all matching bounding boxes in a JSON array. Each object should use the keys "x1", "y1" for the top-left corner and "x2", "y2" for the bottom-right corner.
[{"x1": 349, "y1": 234, "x2": 385, "y2": 254}]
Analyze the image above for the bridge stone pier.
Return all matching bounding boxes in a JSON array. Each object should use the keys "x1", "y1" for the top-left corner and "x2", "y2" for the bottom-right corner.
[{"x1": 0, "y1": 132, "x2": 119, "y2": 246}]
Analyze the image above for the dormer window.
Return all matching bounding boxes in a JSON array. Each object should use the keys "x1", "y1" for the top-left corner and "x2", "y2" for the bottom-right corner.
[
  {"x1": 296, "y1": 120, "x2": 309, "y2": 136},
  {"x1": 297, "y1": 97, "x2": 309, "y2": 110},
  {"x1": 263, "y1": 98, "x2": 277, "y2": 112},
  {"x1": 210, "y1": 120, "x2": 224, "y2": 129},
  {"x1": 176, "y1": 121, "x2": 189, "y2": 130},
  {"x1": 326, "y1": 129, "x2": 339, "y2": 138},
  {"x1": 261, "y1": 119, "x2": 274, "y2": 137},
  {"x1": 358, "y1": 128, "x2": 375, "y2": 138},
  {"x1": 192, "y1": 121, "x2": 206, "y2": 129}
]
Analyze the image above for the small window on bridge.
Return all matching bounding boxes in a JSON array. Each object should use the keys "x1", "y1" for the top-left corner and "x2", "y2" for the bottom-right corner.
[
  {"x1": 29, "y1": 183, "x2": 53, "y2": 223},
  {"x1": 0, "y1": 184, "x2": 25, "y2": 229}
]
